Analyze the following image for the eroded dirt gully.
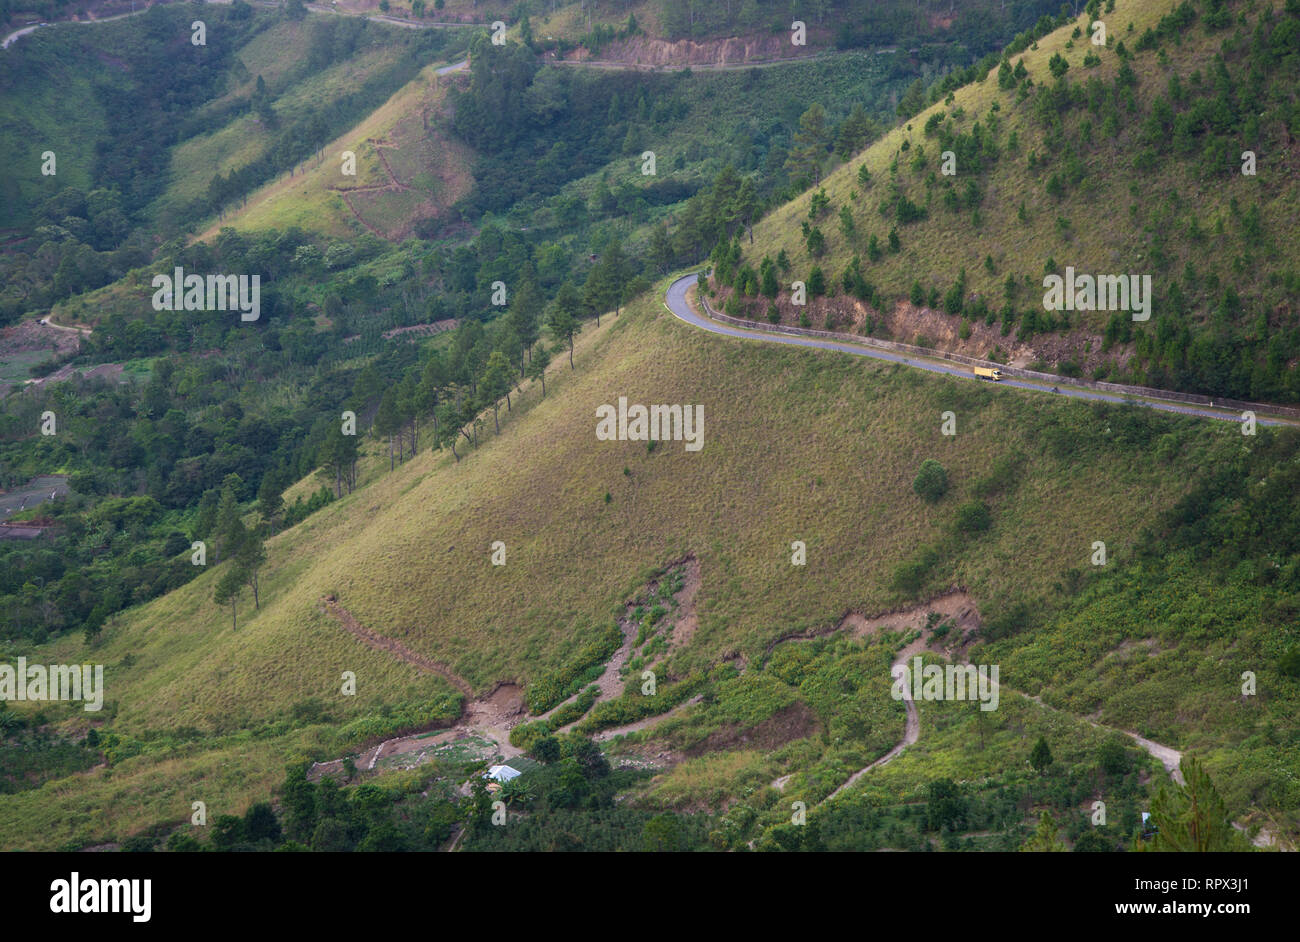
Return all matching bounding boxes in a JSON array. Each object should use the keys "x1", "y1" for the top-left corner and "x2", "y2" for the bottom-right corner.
[
  {"x1": 313, "y1": 579, "x2": 1260, "y2": 844},
  {"x1": 538, "y1": 554, "x2": 702, "y2": 735},
  {"x1": 311, "y1": 556, "x2": 704, "y2": 773}
]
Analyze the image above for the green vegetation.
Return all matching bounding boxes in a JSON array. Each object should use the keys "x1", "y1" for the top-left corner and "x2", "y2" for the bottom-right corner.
[
  {"x1": 912, "y1": 458, "x2": 949, "y2": 502},
  {"x1": 0, "y1": 6, "x2": 460, "y2": 321},
  {"x1": 5, "y1": 280, "x2": 1274, "y2": 849},
  {"x1": 735, "y1": 0, "x2": 1300, "y2": 403},
  {"x1": 2, "y1": 0, "x2": 1295, "y2": 855}
]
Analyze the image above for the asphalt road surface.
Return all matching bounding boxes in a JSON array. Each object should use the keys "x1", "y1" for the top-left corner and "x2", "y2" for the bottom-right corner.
[{"x1": 664, "y1": 273, "x2": 1290, "y2": 428}]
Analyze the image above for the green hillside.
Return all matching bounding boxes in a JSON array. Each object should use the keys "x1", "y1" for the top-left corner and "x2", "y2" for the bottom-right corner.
[
  {"x1": 0, "y1": 4, "x2": 458, "y2": 321},
  {"x1": 725, "y1": 0, "x2": 1300, "y2": 404},
  {"x1": 5, "y1": 277, "x2": 1295, "y2": 849},
  {"x1": 2, "y1": 0, "x2": 1295, "y2": 857}
]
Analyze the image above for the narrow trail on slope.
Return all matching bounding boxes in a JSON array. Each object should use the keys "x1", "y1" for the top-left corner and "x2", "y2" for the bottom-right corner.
[
  {"x1": 796, "y1": 591, "x2": 979, "y2": 798},
  {"x1": 316, "y1": 596, "x2": 527, "y2": 772},
  {"x1": 822, "y1": 655, "x2": 1190, "y2": 803},
  {"x1": 1021, "y1": 692, "x2": 1185, "y2": 786},
  {"x1": 751, "y1": 590, "x2": 1192, "y2": 809},
  {"x1": 825, "y1": 651, "x2": 918, "y2": 799},
  {"x1": 321, "y1": 596, "x2": 472, "y2": 696}
]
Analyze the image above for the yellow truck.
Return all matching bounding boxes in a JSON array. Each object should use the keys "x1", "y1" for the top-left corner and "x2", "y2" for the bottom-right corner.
[{"x1": 973, "y1": 366, "x2": 1003, "y2": 381}]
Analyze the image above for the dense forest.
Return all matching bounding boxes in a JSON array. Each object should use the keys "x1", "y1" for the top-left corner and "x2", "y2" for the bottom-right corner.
[{"x1": 0, "y1": 5, "x2": 457, "y2": 321}]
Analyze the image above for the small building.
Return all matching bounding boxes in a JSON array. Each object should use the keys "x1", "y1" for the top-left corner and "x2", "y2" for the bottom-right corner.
[{"x1": 486, "y1": 764, "x2": 521, "y2": 784}]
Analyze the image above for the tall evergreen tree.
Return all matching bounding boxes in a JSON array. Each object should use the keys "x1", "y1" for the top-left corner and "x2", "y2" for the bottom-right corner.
[
  {"x1": 236, "y1": 528, "x2": 267, "y2": 610},
  {"x1": 256, "y1": 471, "x2": 284, "y2": 537},
  {"x1": 787, "y1": 104, "x2": 830, "y2": 184},
  {"x1": 1030, "y1": 735, "x2": 1054, "y2": 775},
  {"x1": 525, "y1": 342, "x2": 551, "y2": 397},
  {"x1": 374, "y1": 390, "x2": 401, "y2": 471},
  {"x1": 1020, "y1": 811, "x2": 1066, "y2": 851},
  {"x1": 481, "y1": 351, "x2": 512, "y2": 433},
  {"x1": 212, "y1": 477, "x2": 244, "y2": 563},
  {"x1": 547, "y1": 282, "x2": 582, "y2": 368},
  {"x1": 1141, "y1": 757, "x2": 1244, "y2": 852}
]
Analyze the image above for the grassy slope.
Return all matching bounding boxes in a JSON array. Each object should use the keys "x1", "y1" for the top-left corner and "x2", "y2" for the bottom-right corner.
[
  {"x1": 0, "y1": 275, "x2": 1221, "y2": 847},
  {"x1": 201, "y1": 46, "x2": 904, "y2": 246},
  {"x1": 160, "y1": 23, "x2": 433, "y2": 237},
  {"x1": 744, "y1": 0, "x2": 1298, "y2": 359},
  {"x1": 190, "y1": 61, "x2": 473, "y2": 241}
]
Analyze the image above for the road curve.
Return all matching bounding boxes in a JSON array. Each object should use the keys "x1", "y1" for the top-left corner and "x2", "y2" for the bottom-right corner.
[{"x1": 664, "y1": 273, "x2": 1293, "y2": 427}]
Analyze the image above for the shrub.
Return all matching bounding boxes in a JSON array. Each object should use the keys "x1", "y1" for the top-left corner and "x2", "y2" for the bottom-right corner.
[
  {"x1": 913, "y1": 459, "x2": 949, "y2": 502},
  {"x1": 954, "y1": 500, "x2": 991, "y2": 532},
  {"x1": 983, "y1": 601, "x2": 1036, "y2": 640},
  {"x1": 525, "y1": 622, "x2": 623, "y2": 713},
  {"x1": 891, "y1": 545, "x2": 941, "y2": 595},
  {"x1": 531, "y1": 736, "x2": 561, "y2": 763},
  {"x1": 1097, "y1": 737, "x2": 1132, "y2": 776},
  {"x1": 508, "y1": 720, "x2": 552, "y2": 750}
]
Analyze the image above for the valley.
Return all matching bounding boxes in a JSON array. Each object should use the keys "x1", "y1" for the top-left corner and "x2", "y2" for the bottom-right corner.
[{"x1": 0, "y1": 0, "x2": 1295, "y2": 867}]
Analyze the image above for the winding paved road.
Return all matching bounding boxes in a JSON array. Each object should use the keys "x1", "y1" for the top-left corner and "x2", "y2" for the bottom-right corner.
[{"x1": 664, "y1": 273, "x2": 1295, "y2": 427}]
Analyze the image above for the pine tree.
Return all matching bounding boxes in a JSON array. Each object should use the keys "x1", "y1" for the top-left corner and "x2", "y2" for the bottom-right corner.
[
  {"x1": 998, "y1": 59, "x2": 1015, "y2": 90},
  {"x1": 508, "y1": 276, "x2": 543, "y2": 375},
  {"x1": 581, "y1": 265, "x2": 608, "y2": 327},
  {"x1": 896, "y1": 79, "x2": 926, "y2": 119},
  {"x1": 1030, "y1": 735, "x2": 1053, "y2": 774},
  {"x1": 374, "y1": 391, "x2": 401, "y2": 471},
  {"x1": 735, "y1": 177, "x2": 761, "y2": 244},
  {"x1": 256, "y1": 472, "x2": 284, "y2": 536},
  {"x1": 547, "y1": 282, "x2": 581, "y2": 369},
  {"x1": 525, "y1": 343, "x2": 551, "y2": 397},
  {"x1": 214, "y1": 565, "x2": 244, "y2": 631},
  {"x1": 1141, "y1": 757, "x2": 1243, "y2": 852},
  {"x1": 481, "y1": 351, "x2": 512, "y2": 433},
  {"x1": 236, "y1": 529, "x2": 267, "y2": 610},
  {"x1": 1020, "y1": 811, "x2": 1066, "y2": 851},
  {"x1": 785, "y1": 103, "x2": 830, "y2": 185},
  {"x1": 212, "y1": 478, "x2": 244, "y2": 563}
]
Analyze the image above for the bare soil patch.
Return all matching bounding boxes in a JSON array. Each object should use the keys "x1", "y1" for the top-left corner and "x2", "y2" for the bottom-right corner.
[
  {"x1": 666, "y1": 554, "x2": 702, "y2": 654},
  {"x1": 562, "y1": 33, "x2": 828, "y2": 68},
  {"x1": 765, "y1": 588, "x2": 982, "y2": 662},
  {"x1": 1, "y1": 319, "x2": 80, "y2": 356}
]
